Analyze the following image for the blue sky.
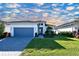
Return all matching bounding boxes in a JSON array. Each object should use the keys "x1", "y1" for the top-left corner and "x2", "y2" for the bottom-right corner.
[{"x1": 0, "y1": 3, "x2": 79, "y2": 25}]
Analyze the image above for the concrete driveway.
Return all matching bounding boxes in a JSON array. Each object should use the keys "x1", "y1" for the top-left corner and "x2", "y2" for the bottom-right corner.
[
  {"x1": 0, "y1": 37, "x2": 32, "y2": 56},
  {"x1": 0, "y1": 37, "x2": 32, "y2": 51}
]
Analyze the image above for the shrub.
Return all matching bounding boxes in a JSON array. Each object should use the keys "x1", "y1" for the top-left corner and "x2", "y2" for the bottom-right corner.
[
  {"x1": 45, "y1": 26, "x2": 55, "y2": 38},
  {"x1": 0, "y1": 32, "x2": 11, "y2": 39},
  {"x1": 46, "y1": 26, "x2": 52, "y2": 31},
  {"x1": 58, "y1": 32, "x2": 74, "y2": 37},
  {"x1": 0, "y1": 22, "x2": 5, "y2": 37},
  {"x1": 74, "y1": 31, "x2": 79, "y2": 38},
  {"x1": 45, "y1": 31, "x2": 55, "y2": 38},
  {"x1": 4, "y1": 32, "x2": 11, "y2": 37},
  {"x1": 35, "y1": 33, "x2": 38, "y2": 37}
]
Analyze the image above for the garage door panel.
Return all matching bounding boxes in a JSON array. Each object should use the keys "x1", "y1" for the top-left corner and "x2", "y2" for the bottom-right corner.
[{"x1": 14, "y1": 28, "x2": 34, "y2": 37}]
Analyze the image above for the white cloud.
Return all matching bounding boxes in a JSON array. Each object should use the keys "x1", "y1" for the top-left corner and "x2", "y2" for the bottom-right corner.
[
  {"x1": 58, "y1": 4, "x2": 65, "y2": 6},
  {"x1": 74, "y1": 12, "x2": 79, "y2": 14},
  {"x1": 0, "y1": 6, "x2": 3, "y2": 9},
  {"x1": 59, "y1": 15, "x2": 67, "y2": 19},
  {"x1": 42, "y1": 5, "x2": 51, "y2": 9},
  {"x1": 52, "y1": 8, "x2": 68, "y2": 15},
  {"x1": 19, "y1": 8, "x2": 30, "y2": 14},
  {"x1": 33, "y1": 9, "x2": 43, "y2": 12},
  {"x1": 12, "y1": 9, "x2": 20, "y2": 13},
  {"x1": 67, "y1": 3, "x2": 73, "y2": 5},
  {"x1": 51, "y1": 11, "x2": 60, "y2": 15},
  {"x1": 74, "y1": 16, "x2": 79, "y2": 18},
  {"x1": 67, "y1": 13, "x2": 74, "y2": 16},
  {"x1": 23, "y1": 10, "x2": 29, "y2": 13},
  {"x1": 66, "y1": 6, "x2": 75, "y2": 11},
  {"x1": 3, "y1": 11, "x2": 12, "y2": 14},
  {"x1": 76, "y1": 6, "x2": 79, "y2": 9},
  {"x1": 10, "y1": 13, "x2": 16, "y2": 17},
  {"x1": 53, "y1": 8, "x2": 61, "y2": 12},
  {"x1": 37, "y1": 3, "x2": 44, "y2": 6},
  {"x1": 62, "y1": 10, "x2": 69, "y2": 13},
  {"x1": 53, "y1": 15, "x2": 59, "y2": 18},
  {"x1": 52, "y1": 4, "x2": 58, "y2": 7},
  {"x1": 43, "y1": 13, "x2": 49, "y2": 17},
  {"x1": 6, "y1": 3, "x2": 21, "y2": 8}
]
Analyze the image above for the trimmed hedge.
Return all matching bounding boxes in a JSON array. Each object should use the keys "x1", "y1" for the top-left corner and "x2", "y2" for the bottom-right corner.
[{"x1": 58, "y1": 32, "x2": 74, "y2": 37}]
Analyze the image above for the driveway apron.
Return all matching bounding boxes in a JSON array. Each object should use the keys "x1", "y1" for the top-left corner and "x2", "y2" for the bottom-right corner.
[{"x1": 0, "y1": 37, "x2": 32, "y2": 56}]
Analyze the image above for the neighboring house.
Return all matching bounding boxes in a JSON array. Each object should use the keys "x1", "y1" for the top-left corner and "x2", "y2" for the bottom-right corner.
[
  {"x1": 1, "y1": 20, "x2": 46, "y2": 37},
  {"x1": 55, "y1": 19, "x2": 79, "y2": 33}
]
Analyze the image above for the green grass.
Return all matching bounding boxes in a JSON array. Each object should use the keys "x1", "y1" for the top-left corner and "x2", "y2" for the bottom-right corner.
[{"x1": 21, "y1": 36, "x2": 79, "y2": 56}]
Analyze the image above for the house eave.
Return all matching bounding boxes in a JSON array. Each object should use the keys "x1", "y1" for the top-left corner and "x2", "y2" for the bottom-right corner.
[{"x1": 2, "y1": 20, "x2": 46, "y2": 24}]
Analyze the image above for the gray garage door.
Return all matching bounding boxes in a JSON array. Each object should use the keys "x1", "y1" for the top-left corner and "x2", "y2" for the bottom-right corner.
[{"x1": 14, "y1": 27, "x2": 34, "y2": 37}]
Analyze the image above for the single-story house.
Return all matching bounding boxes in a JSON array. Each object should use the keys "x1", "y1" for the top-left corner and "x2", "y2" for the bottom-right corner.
[
  {"x1": 55, "y1": 19, "x2": 79, "y2": 33},
  {"x1": 1, "y1": 20, "x2": 46, "y2": 37}
]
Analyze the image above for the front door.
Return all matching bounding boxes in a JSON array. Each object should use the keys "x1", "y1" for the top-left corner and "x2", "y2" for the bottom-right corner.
[{"x1": 39, "y1": 27, "x2": 43, "y2": 35}]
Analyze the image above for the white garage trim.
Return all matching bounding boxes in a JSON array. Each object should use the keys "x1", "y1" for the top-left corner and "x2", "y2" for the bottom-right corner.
[{"x1": 10, "y1": 23, "x2": 38, "y2": 37}]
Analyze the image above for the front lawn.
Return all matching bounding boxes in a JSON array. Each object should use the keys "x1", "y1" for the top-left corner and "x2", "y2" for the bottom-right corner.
[{"x1": 21, "y1": 36, "x2": 79, "y2": 56}]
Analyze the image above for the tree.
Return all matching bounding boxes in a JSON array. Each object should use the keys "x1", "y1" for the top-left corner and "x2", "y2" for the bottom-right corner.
[{"x1": 0, "y1": 21, "x2": 5, "y2": 37}]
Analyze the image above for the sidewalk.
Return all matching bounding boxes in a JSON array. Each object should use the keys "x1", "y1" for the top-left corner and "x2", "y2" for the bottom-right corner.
[{"x1": 0, "y1": 51, "x2": 22, "y2": 56}]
